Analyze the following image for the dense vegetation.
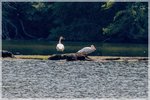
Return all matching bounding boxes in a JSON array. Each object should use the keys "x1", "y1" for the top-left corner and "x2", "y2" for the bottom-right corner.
[{"x1": 2, "y1": 2, "x2": 148, "y2": 43}]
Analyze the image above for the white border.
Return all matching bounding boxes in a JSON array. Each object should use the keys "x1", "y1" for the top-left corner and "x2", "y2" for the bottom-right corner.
[
  {"x1": 0, "y1": 0, "x2": 2, "y2": 100},
  {"x1": 1, "y1": 0, "x2": 149, "y2": 2},
  {"x1": 0, "y1": 0, "x2": 149, "y2": 100},
  {"x1": 148, "y1": 0, "x2": 150, "y2": 100}
]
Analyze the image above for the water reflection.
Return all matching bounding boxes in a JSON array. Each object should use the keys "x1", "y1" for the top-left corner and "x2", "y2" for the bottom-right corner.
[{"x1": 2, "y1": 40, "x2": 148, "y2": 57}]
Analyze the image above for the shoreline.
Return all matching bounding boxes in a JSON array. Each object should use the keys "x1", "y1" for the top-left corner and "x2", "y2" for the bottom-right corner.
[{"x1": 2, "y1": 55, "x2": 149, "y2": 61}]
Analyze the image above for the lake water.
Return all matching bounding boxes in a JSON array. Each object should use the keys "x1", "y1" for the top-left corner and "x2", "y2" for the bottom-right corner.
[{"x1": 2, "y1": 40, "x2": 148, "y2": 57}]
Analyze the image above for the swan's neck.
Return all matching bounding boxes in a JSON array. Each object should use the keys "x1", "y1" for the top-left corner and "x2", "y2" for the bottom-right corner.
[{"x1": 59, "y1": 38, "x2": 62, "y2": 44}]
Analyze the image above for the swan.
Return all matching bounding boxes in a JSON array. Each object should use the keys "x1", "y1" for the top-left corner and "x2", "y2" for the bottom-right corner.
[
  {"x1": 56, "y1": 36, "x2": 65, "y2": 52},
  {"x1": 77, "y1": 45, "x2": 96, "y2": 55}
]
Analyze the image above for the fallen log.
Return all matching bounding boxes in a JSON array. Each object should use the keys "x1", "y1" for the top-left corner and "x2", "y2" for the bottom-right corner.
[
  {"x1": 48, "y1": 53, "x2": 94, "y2": 61},
  {"x1": 105, "y1": 57, "x2": 120, "y2": 60},
  {"x1": 138, "y1": 58, "x2": 148, "y2": 61}
]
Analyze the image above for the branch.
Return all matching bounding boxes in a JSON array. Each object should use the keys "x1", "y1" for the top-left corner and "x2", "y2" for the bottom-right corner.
[
  {"x1": 4, "y1": 19, "x2": 19, "y2": 39},
  {"x1": 19, "y1": 19, "x2": 37, "y2": 39}
]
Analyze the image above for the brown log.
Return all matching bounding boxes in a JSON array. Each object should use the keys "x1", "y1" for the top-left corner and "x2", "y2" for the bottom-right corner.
[
  {"x1": 48, "y1": 53, "x2": 93, "y2": 61},
  {"x1": 105, "y1": 57, "x2": 120, "y2": 60}
]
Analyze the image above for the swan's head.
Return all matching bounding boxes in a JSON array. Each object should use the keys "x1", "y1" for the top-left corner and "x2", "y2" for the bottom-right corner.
[
  {"x1": 60, "y1": 36, "x2": 65, "y2": 40},
  {"x1": 91, "y1": 45, "x2": 96, "y2": 50}
]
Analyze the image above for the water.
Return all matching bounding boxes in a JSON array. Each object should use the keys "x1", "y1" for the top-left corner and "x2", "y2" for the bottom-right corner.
[
  {"x1": 2, "y1": 40, "x2": 148, "y2": 57},
  {"x1": 2, "y1": 59, "x2": 148, "y2": 98}
]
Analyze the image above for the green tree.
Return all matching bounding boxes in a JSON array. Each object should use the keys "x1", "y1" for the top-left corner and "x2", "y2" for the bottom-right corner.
[
  {"x1": 48, "y1": 2, "x2": 104, "y2": 41},
  {"x1": 102, "y1": 2, "x2": 148, "y2": 43},
  {"x1": 2, "y1": 2, "x2": 53, "y2": 40},
  {"x1": 2, "y1": 2, "x2": 148, "y2": 43}
]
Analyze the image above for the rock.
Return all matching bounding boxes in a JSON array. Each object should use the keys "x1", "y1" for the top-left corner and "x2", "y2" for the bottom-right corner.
[
  {"x1": 2, "y1": 50, "x2": 15, "y2": 58},
  {"x1": 48, "y1": 53, "x2": 93, "y2": 61},
  {"x1": 48, "y1": 54, "x2": 66, "y2": 60}
]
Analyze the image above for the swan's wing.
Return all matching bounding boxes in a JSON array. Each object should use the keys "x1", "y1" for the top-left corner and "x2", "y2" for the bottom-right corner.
[{"x1": 77, "y1": 47, "x2": 94, "y2": 54}]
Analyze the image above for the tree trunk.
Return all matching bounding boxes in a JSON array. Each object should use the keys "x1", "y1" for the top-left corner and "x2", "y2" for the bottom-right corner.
[{"x1": 19, "y1": 19, "x2": 36, "y2": 39}]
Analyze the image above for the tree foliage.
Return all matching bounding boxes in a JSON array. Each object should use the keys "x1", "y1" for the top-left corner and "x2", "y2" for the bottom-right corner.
[
  {"x1": 102, "y1": 2, "x2": 148, "y2": 43},
  {"x1": 2, "y1": 2, "x2": 148, "y2": 43}
]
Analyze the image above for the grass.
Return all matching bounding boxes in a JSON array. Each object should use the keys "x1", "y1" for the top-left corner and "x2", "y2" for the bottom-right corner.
[{"x1": 15, "y1": 55, "x2": 50, "y2": 60}]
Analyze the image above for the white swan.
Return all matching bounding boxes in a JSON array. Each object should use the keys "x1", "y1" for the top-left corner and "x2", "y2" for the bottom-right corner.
[
  {"x1": 56, "y1": 36, "x2": 64, "y2": 52},
  {"x1": 77, "y1": 45, "x2": 96, "y2": 55}
]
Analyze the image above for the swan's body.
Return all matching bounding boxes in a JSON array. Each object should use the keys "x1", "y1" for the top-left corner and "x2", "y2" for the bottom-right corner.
[
  {"x1": 77, "y1": 45, "x2": 96, "y2": 55},
  {"x1": 56, "y1": 36, "x2": 64, "y2": 52},
  {"x1": 56, "y1": 44, "x2": 64, "y2": 51}
]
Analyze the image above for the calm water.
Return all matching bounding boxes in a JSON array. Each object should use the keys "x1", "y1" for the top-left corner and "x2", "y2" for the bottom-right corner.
[{"x1": 2, "y1": 40, "x2": 148, "y2": 57}]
